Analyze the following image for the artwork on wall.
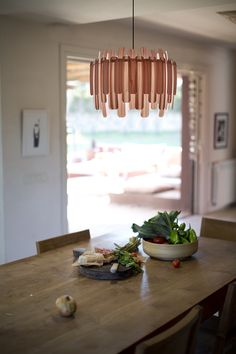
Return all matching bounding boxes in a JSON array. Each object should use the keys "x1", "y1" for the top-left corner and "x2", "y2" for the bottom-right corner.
[
  {"x1": 22, "y1": 110, "x2": 49, "y2": 156},
  {"x1": 214, "y1": 113, "x2": 228, "y2": 149}
]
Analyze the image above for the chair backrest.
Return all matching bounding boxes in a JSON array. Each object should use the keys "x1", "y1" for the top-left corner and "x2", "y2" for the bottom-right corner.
[
  {"x1": 200, "y1": 217, "x2": 236, "y2": 242},
  {"x1": 36, "y1": 229, "x2": 90, "y2": 254},
  {"x1": 135, "y1": 305, "x2": 202, "y2": 354},
  {"x1": 213, "y1": 281, "x2": 236, "y2": 354}
]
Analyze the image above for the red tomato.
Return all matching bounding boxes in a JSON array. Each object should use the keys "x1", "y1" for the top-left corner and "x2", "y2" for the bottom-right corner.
[
  {"x1": 131, "y1": 252, "x2": 138, "y2": 257},
  {"x1": 152, "y1": 237, "x2": 167, "y2": 244},
  {"x1": 172, "y1": 259, "x2": 181, "y2": 268},
  {"x1": 145, "y1": 238, "x2": 154, "y2": 243}
]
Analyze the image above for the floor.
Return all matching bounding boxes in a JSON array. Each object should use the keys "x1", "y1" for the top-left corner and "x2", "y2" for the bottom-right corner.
[
  {"x1": 67, "y1": 176, "x2": 202, "y2": 237},
  {"x1": 67, "y1": 176, "x2": 236, "y2": 238}
]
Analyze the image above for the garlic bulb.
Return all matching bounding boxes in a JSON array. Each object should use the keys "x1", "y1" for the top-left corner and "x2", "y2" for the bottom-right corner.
[{"x1": 55, "y1": 295, "x2": 77, "y2": 317}]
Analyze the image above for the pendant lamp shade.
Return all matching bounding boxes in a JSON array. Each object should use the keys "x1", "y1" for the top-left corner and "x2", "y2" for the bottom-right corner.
[
  {"x1": 90, "y1": 47, "x2": 177, "y2": 118},
  {"x1": 89, "y1": 1, "x2": 177, "y2": 117}
]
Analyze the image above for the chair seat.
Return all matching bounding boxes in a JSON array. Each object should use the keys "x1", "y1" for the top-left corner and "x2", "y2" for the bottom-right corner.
[{"x1": 196, "y1": 281, "x2": 236, "y2": 354}]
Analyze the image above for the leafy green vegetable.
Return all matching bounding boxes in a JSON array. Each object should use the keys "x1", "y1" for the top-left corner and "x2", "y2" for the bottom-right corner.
[
  {"x1": 189, "y1": 229, "x2": 197, "y2": 242},
  {"x1": 114, "y1": 236, "x2": 141, "y2": 253},
  {"x1": 170, "y1": 230, "x2": 179, "y2": 244},
  {"x1": 132, "y1": 210, "x2": 181, "y2": 239},
  {"x1": 132, "y1": 210, "x2": 198, "y2": 245},
  {"x1": 113, "y1": 237, "x2": 143, "y2": 273},
  {"x1": 115, "y1": 250, "x2": 142, "y2": 273}
]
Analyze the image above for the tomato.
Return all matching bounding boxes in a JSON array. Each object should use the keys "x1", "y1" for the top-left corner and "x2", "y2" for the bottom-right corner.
[
  {"x1": 152, "y1": 237, "x2": 167, "y2": 244},
  {"x1": 172, "y1": 259, "x2": 181, "y2": 268},
  {"x1": 131, "y1": 252, "x2": 138, "y2": 257}
]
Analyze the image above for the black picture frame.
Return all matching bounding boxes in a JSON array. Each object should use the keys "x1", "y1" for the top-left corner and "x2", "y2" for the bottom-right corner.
[{"x1": 214, "y1": 113, "x2": 228, "y2": 149}]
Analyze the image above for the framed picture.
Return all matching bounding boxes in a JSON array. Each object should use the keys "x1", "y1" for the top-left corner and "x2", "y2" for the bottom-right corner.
[
  {"x1": 214, "y1": 113, "x2": 228, "y2": 149},
  {"x1": 22, "y1": 110, "x2": 49, "y2": 156}
]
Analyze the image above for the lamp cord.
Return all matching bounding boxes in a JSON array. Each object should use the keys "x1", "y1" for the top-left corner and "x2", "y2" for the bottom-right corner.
[{"x1": 132, "y1": 0, "x2": 134, "y2": 49}]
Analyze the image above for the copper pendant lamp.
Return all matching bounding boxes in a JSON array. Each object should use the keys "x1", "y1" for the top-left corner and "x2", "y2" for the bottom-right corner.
[{"x1": 90, "y1": 0, "x2": 177, "y2": 118}]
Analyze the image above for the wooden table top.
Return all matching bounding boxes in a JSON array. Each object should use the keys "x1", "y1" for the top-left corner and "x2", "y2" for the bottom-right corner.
[{"x1": 0, "y1": 234, "x2": 236, "y2": 354}]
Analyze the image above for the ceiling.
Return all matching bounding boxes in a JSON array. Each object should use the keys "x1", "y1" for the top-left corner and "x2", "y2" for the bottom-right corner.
[{"x1": 0, "y1": 0, "x2": 236, "y2": 47}]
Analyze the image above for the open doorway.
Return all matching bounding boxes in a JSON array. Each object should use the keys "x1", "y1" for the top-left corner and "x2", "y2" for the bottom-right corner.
[{"x1": 66, "y1": 58, "x2": 192, "y2": 235}]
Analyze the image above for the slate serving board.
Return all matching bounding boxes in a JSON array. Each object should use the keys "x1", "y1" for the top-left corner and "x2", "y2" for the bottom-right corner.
[{"x1": 79, "y1": 263, "x2": 133, "y2": 280}]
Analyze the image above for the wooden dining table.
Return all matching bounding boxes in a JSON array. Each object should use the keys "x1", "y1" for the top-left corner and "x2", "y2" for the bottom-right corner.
[{"x1": 0, "y1": 233, "x2": 236, "y2": 354}]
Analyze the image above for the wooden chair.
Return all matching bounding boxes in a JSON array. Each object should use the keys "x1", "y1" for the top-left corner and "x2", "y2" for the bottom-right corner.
[
  {"x1": 200, "y1": 217, "x2": 236, "y2": 242},
  {"x1": 36, "y1": 229, "x2": 90, "y2": 254},
  {"x1": 196, "y1": 281, "x2": 236, "y2": 354},
  {"x1": 135, "y1": 305, "x2": 202, "y2": 354}
]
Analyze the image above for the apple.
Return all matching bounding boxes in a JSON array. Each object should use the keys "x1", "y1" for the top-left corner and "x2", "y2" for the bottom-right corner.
[{"x1": 55, "y1": 295, "x2": 77, "y2": 317}]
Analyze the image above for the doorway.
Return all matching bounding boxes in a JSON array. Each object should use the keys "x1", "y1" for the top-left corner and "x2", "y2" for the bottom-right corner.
[{"x1": 66, "y1": 58, "x2": 193, "y2": 235}]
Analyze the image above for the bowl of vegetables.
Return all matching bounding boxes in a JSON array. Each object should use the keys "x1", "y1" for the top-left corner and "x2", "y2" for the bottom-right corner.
[{"x1": 132, "y1": 210, "x2": 198, "y2": 261}]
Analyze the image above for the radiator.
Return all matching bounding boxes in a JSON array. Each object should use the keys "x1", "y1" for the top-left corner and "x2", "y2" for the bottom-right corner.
[{"x1": 212, "y1": 159, "x2": 236, "y2": 207}]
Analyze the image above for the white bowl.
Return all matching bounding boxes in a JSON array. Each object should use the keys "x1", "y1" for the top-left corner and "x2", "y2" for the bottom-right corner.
[{"x1": 142, "y1": 239, "x2": 198, "y2": 260}]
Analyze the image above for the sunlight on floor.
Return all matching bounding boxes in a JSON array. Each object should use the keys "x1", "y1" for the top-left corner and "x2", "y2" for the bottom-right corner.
[{"x1": 67, "y1": 177, "x2": 202, "y2": 237}]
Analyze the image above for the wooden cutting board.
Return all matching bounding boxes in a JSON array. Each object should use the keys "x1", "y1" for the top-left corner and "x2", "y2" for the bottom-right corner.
[{"x1": 79, "y1": 263, "x2": 134, "y2": 280}]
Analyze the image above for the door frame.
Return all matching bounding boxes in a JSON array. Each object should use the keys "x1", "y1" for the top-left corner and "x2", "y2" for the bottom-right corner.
[
  {"x1": 178, "y1": 66, "x2": 207, "y2": 214},
  {"x1": 59, "y1": 45, "x2": 95, "y2": 233}
]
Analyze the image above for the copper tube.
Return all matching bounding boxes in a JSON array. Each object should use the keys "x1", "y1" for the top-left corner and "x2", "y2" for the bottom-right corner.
[
  {"x1": 129, "y1": 94, "x2": 136, "y2": 109},
  {"x1": 98, "y1": 53, "x2": 107, "y2": 106},
  {"x1": 173, "y1": 61, "x2": 177, "y2": 95},
  {"x1": 159, "y1": 58, "x2": 166, "y2": 111},
  {"x1": 151, "y1": 101, "x2": 157, "y2": 110},
  {"x1": 118, "y1": 94, "x2": 126, "y2": 117},
  {"x1": 149, "y1": 59, "x2": 156, "y2": 103},
  {"x1": 115, "y1": 58, "x2": 123, "y2": 94},
  {"x1": 135, "y1": 57, "x2": 143, "y2": 109},
  {"x1": 101, "y1": 101, "x2": 107, "y2": 117},
  {"x1": 129, "y1": 48, "x2": 136, "y2": 58},
  {"x1": 102, "y1": 58, "x2": 109, "y2": 95},
  {"x1": 156, "y1": 60, "x2": 163, "y2": 94},
  {"x1": 95, "y1": 94, "x2": 99, "y2": 110},
  {"x1": 94, "y1": 59, "x2": 99, "y2": 110},
  {"x1": 94, "y1": 60, "x2": 99, "y2": 95},
  {"x1": 163, "y1": 55, "x2": 168, "y2": 109},
  {"x1": 98, "y1": 56, "x2": 102, "y2": 107},
  {"x1": 159, "y1": 109, "x2": 164, "y2": 117},
  {"x1": 167, "y1": 60, "x2": 172, "y2": 95},
  {"x1": 143, "y1": 59, "x2": 151, "y2": 94},
  {"x1": 122, "y1": 57, "x2": 130, "y2": 102},
  {"x1": 129, "y1": 58, "x2": 137, "y2": 94},
  {"x1": 141, "y1": 94, "x2": 149, "y2": 118},
  {"x1": 90, "y1": 62, "x2": 94, "y2": 95},
  {"x1": 109, "y1": 58, "x2": 118, "y2": 109}
]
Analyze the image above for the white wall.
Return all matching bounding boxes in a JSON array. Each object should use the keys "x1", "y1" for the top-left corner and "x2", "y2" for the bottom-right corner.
[
  {"x1": 204, "y1": 49, "x2": 236, "y2": 211},
  {"x1": 0, "y1": 19, "x2": 64, "y2": 262},
  {"x1": 0, "y1": 17, "x2": 235, "y2": 262}
]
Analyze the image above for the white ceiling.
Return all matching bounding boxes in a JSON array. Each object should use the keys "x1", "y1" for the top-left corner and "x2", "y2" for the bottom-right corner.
[{"x1": 0, "y1": 0, "x2": 236, "y2": 47}]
